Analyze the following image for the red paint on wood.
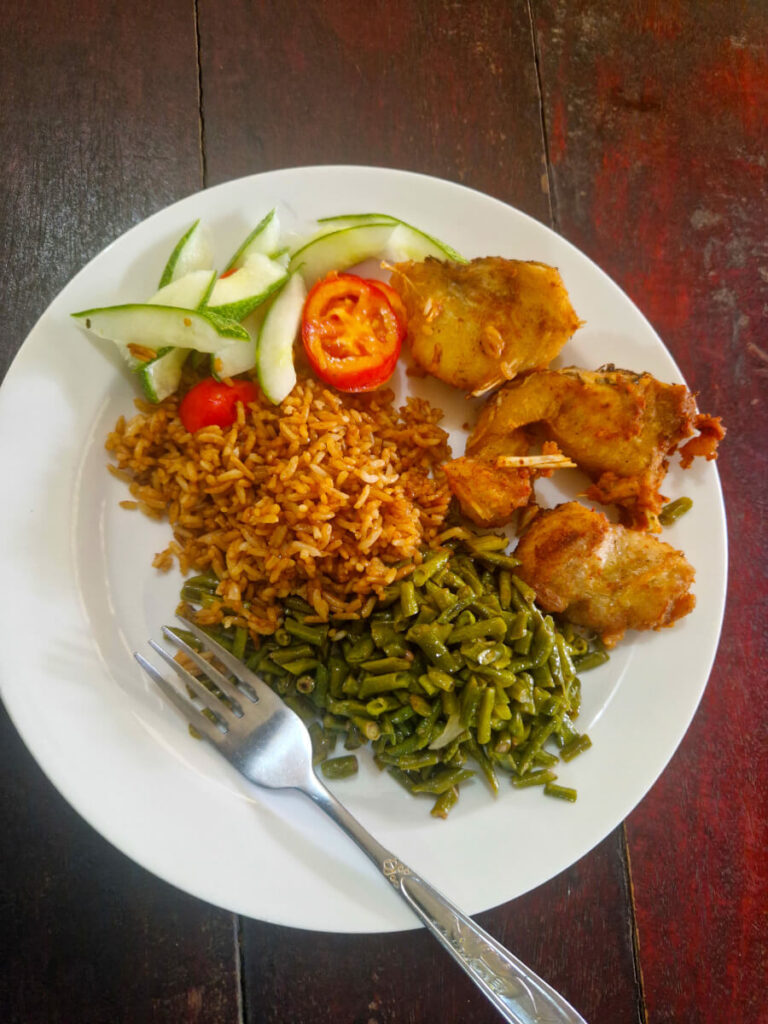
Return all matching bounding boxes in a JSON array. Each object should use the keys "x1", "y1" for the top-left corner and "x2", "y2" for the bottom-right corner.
[{"x1": 533, "y1": 1, "x2": 768, "y2": 1020}]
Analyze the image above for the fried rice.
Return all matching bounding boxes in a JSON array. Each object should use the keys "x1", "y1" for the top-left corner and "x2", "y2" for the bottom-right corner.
[{"x1": 105, "y1": 376, "x2": 452, "y2": 635}]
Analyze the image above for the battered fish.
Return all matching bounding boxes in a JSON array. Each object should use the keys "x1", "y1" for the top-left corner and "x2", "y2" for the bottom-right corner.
[
  {"x1": 514, "y1": 502, "x2": 696, "y2": 647},
  {"x1": 388, "y1": 257, "x2": 583, "y2": 395},
  {"x1": 461, "y1": 365, "x2": 724, "y2": 530}
]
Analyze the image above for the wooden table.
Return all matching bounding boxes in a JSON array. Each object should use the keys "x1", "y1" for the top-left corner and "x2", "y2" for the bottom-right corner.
[{"x1": 1, "y1": 3, "x2": 765, "y2": 1022}]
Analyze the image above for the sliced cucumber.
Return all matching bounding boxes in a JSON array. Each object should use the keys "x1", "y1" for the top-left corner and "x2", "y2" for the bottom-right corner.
[
  {"x1": 206, "y1": 254, "x2": 288, "y2": 321},
  {"x1": 148, "y1": 269, "x2": 217, "y2": 309},
  {"x1": 137, "y1": 347, "x2": 189, "y2": 403},
  {"x1": 72, "y1": 304, "x2": 249, "y2": 354},
  {"x1": 223, "y1": 209, "x2": 281, "y2": 271},
  {"x1": 257, "y1": 273, "x2": 307, "y2": 404},
  {"x1": 317, "y1": 213, "x2": 466, "y2": 262},
  {"x1": 288, "y1": 223, "x2": 396, "y2": 284},
  {"x1": 158, "y1": 220, "x2": 214, "y2": 288},
  {"x1": 211, "y1": 307, "x2": 265, "y2": 380}
]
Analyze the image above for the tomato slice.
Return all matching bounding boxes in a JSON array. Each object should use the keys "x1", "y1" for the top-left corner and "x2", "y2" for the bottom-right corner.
[
  {"x1": 178, "y1": 377, "x2": 259, "y2": 432},
  {"x1": 301, "y1": 273, "x2": 405, "y2": 392}
]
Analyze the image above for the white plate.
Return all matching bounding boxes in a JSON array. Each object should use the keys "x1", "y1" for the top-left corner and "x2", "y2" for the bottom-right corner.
[{"x1": 0, "y1": 166, "x2": 727, "y2": 933}]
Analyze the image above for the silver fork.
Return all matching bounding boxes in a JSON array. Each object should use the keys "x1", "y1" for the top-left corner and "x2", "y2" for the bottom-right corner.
[{"x1": 135, "y1": 617, "x2": 588, "y2": 1024}]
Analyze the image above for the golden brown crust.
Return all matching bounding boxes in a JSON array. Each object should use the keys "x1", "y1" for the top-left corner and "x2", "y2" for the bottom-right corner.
[
  {"x1": 466, "y1": 366, "x2": 723, "y2": 530},
  {"x1": 442, "y1": 457, "x2": 532, "y2": 527},
  {"x1": 389, "y1": 257, "x2": 582, "y2": 395},
  {"x1": 514, "y1": 502, "x2": 696, "y2": 646}
]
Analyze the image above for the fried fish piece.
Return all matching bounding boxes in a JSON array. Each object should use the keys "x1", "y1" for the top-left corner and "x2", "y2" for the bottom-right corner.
[
  {"x1": 442, "y1": 457, "x2": 533, "y2": 528},
  {"x1": 463, "y1": 365, "x2": 725, "y2": 531},
  {"x1": 388, "y1": 257, "x2": 582, "y2": 395},
  {"x1": 514, "y1": 501, "x2": 696, "y2": 647}
]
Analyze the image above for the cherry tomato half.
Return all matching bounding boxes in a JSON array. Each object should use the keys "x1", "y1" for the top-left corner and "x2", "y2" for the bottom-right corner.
[
  {"x1": 301, "y1": 273, "x2": 405, "y2": 393},
  {"x1": 178, "y1": 377, "x2": 259, "y2": 433}
]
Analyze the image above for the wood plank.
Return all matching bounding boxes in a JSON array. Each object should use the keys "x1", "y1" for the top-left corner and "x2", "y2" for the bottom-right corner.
[
  {"x1": 199, "y1": 3, "x2": 641, "y2": 1022},
  {"x1": 0, "y1": 0, "x2": 203, "y2": 381},
  {"x1": 0, "y1": 2, "x2": 241, "y2": 1020},
  {"x1": 0, "y1": 707, "x2": 241, "y2": 1023},
  {"x1": 532, "y1": 3, "x2": 768, "y2": 1021},
  {"x1": 241, "y1": 828, "x2": 641, "y2": 1024},
  {"x1": 198, "y1": 0, "x2": 551, "y2": 220}
]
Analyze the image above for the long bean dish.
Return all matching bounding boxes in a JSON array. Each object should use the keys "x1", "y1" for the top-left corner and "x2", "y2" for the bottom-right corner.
[{"x1": 75, "y1": 208, "x2": 725, "y2": 818}]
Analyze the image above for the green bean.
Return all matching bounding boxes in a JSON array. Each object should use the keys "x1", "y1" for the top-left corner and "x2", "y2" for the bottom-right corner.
[
  {"x1": 284, "y1": 617, "x2": 328, "y2": 646},
  {"x1": 532, "y1": 749, "x2": 559, "y2": 768},
  {"x1": 407, "y1": 624, "x2": 462, "y2": 672},
  {"x1": 467, "y1": 736, "x2": 499, "y2": 794},
  {"x1": 411, "y1": 767, "x2": 475, "y2": 794},
  {"x1": 544, "y1": 782, "x2": 577, "y2": 802},
  {"x1": 573, "y1": 647, "x2": 609, "y2": 672},
  {"x1": 560, "y1": 734, "x2": 592, "y2": 761},
  {"x1": 365, "y1": 695, "x2": 402, "y2": 717},
  {"x1": 283, "y1": 594, "x2": 315, "y2": 616},
  {"x1": 370, "y1": 620, "x2": 408, "y2": 657},
  {"x1": 425, "y1": 667, "x2": 456, "y2": 692},
  {"x1": 436, "y1": 585, "x2": 475, "y2": 624},
  {"x1": 309, "y1": 722, "x2": 331, "y2": 765},
  {"x1": 351, "y1": 716, "x2": 381, "y2": 741},
  {"x1": 387, "y1": 705, "x2": 416, "y2": 726},
  {"x1": 530, "y1": 619, "x2": 556, "y2": 667},
  {"x1": 498, "y1": 570, "x2": 513, "y2": 610},
  {"x1": 296, "y1": 675, "x2": 315, "y2": 694},
  {"x1": 360, "y1": 656, "x2": 413, "y2": 674},
  {"x1": 400, "y1": 580, "x2": 419, "y2": 617},
  {"x1": 269, "y1": 644, "x2": 314, "y2": 666},
  {"x1": 413, "y1": 550, "x2": 451, "y2": 586},
  {"x1": 345, "y1": 635, "x2": 377, "y2": 664},
  {"x1": 282, "y1": 657, "x2": 320, "y2": 676},
  {"x1": 659, "y1": 496, "x2": 693, "y2": 525},
  {"x1": 511, "y1": 769, "x2": 557, "y2": 789},
  {"x1": 321, "y1": 755, "x2": 359, "y2": 779},
  {"x1": 409, "y1": 694, "x2": 434, "y2": 717},
  {"x1": 381, "y1": 750, "x2": 439, "y2": 771},
  {"x1": 424, "y1": 580, "x2": 456, "y2": 611},
  {"x1": 448, "y1": 616, "x2": 508, "y2": 645},
  {"x1": 430, "y1": 787, "x2": 459, "y2": 819},
  {"x1": 460, "y1": 676, "x2": 482, "y2": 727},
  {"x1": 476, "y1": 686, "x2": 496, "y2": 746},
  {"x1": 357, "y1": 672, "x2": 411, "y2": 699},
  {"x1": 283, "y1": 694, "x2": 316, "y2": 723}
]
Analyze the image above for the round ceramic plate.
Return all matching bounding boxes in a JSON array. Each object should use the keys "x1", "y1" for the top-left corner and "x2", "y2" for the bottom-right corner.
[{"x1": 0, "y1": 166, "x2": 727, "y2": 933}]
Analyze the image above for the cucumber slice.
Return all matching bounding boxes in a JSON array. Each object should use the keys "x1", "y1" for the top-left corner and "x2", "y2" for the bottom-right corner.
[
  {"x1": 148, "y1": 269, "x2": 217, "y2": 309},
  {"x1": 72, "y1": 304, "x2": 249, "y2": 354},
  {"x1": 137, "y1": 347, "x2": 189, "y2": 403},
  {"x1": 256, "y1": 273, "x2": 307, "y2": 404},
  {"x1": 317, "y1": 213, "x2": 466, "y2": 262},
  {"x1": 158, "y1": 220, "x2": 213, "y2": 288},
  {"x1": 223, "y1": 209, "x2": 281, "y2": 271},
  {"x1": 206, "y1": 254, "x2": 288, "y2": 321},
  {"x1": 288, "y1": 223, "x2": 396, "y2": 284},
  {"x1": 211, "y1": 307, "x2": 265, "y2": 380},
  {"x1": 386, "y1": 222, "x2": 466, "y2": 263}
]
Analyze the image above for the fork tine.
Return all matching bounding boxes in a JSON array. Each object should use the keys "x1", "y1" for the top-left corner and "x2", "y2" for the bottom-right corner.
[
  {"x1": 147, "y1": 640, "x2": 239, "y2": 721},
  {"x1": 134, "y1": 652, "x2": 226, "y2": 745},
  {"x1": 161, "y1": 626, "x2": 255, "y2": 706},
  {"x1": 176, "y1": 615, "x2": 283, "y2": 710}
]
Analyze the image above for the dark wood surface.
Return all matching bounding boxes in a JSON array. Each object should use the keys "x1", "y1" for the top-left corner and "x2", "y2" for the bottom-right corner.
[{"x1": 0, "y1": 2, "x2": 764, "y2": 1022}]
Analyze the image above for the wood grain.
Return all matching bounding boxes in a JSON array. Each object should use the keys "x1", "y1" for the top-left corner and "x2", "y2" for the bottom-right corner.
[
  {"x1": 198, "y1": 0, "x2": 552, "y2": 220},
  {"x1": 532, "y1": 2, "x2": 768, "y2": 1021},
  {"x1": 0, "y1": 0, "x2": 203, "y2": 381},
  {"x1": 0, "y1": 3, "x2": 240, "y2": 1021}
]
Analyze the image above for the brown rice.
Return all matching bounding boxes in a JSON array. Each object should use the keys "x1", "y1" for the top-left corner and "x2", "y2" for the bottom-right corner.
[{"x1": 105, "y1": 376, "x2": 452, "y2": 635}]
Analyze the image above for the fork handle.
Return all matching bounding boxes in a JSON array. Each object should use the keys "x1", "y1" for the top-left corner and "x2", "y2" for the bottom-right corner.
[{"x1": 303, "y1": 777, "x2": 587, "y2": 1024}]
